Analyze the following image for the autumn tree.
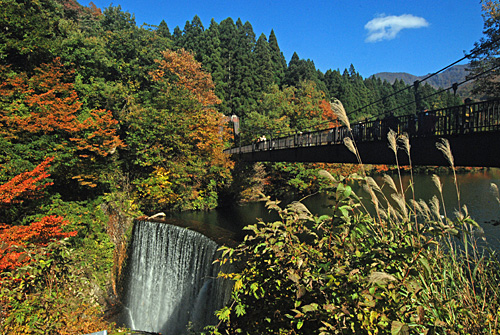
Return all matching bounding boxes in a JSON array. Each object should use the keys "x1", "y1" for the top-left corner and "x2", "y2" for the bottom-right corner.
[
  {"x1": 0, "y1": 59, "x2": 124, "y2": 192},
  {"x1": 124, "y1": 49, "x2": 232, "y2": 211},
  {"x1": 0, "y1": 157, "x2": 76, "y2": 272}
]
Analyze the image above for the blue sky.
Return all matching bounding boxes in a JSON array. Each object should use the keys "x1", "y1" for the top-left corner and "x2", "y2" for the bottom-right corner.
[{"x1": 88, "y1": 0, "x2": 485, "y2": 78}]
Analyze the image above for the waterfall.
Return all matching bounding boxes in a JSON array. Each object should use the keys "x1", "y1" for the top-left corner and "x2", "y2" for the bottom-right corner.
[{"x1": 120, "y1": 220, "x2": 232, "y2": 334}]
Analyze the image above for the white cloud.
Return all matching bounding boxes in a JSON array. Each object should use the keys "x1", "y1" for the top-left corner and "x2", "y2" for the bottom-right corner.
[{"x1": 365, "y1": 14, "x2": 429, "y2": 43}]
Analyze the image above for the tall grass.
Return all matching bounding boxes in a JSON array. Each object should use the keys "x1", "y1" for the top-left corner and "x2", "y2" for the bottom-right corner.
[
  {"x1": 213, "y1": 105, "x2": 500, "y2": 335},
  {"x1": 340, "y1": 115, "x2": 500, "y2": 333}
]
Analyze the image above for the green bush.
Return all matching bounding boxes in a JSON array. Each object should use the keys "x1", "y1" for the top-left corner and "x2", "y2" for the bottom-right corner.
[
  {"x1": 213, "y1": 172, "x2": 500, "y2": 334},
  {"x1": 212, "y1": 112, "x2": 500, "y2": 334}
]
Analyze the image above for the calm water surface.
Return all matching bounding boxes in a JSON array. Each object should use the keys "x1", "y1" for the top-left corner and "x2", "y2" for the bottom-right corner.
[{"x1": 167, "y1": 169, "x2": 500, "y2": 247}]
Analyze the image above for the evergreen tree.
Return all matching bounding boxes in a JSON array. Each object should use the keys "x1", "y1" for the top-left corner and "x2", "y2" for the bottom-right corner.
[
  {"x1": 218, "y1": 18, "x2": 238, "y2": 115},
  {"x1": 172, "y1": 26, "x2": 182, "y2": 41},
  {"x1": 284, "y1": 52, "x2": 312, "y2": 87},
  {"x1": 231, "y1": 19, "x2": 258, "y2": 116},
  {"x1": 254, "y1": 33, "x2": 274, "y2": 93},
  {"x1": 268, "y1": 29, "x2": 287, "y2": 87},
  {"x1": 156, "y1": 20, "x2": 171, "y2": 38},
  {"x1": 284, "y1": 52, "x2": 328, "y2": 94},
  {"x1": 200, "y1": 19, "x2": 224, "y2": 97},
  {"x1": 181, "y1": 15, "x2": 205, "y2": 61},
  {"x1": 324, "y1": 69, "x2": 343, "y2": 100}
]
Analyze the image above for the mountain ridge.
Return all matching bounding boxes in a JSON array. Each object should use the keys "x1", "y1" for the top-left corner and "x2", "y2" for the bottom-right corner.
[{"x1": 371, "y1": 64, "x2": 472, "y2": 97}]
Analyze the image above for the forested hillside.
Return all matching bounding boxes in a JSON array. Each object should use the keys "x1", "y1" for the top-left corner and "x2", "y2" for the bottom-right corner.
[{"x1": 0, "y1": 0, "x2": 466, "y2": 332}]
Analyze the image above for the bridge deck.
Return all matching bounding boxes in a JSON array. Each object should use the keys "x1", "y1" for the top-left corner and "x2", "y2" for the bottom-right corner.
[{"x1": 225, "y1": 100, "x2": 500, "y2": 167}]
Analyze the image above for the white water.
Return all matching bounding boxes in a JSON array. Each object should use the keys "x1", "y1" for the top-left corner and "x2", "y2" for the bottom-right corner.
[{"x1": 121, "y1": 221, "x2": 232, "y2": 334}]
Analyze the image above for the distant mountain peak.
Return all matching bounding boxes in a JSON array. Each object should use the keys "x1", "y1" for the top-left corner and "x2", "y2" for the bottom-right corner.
[{"x1": 371, "y1": 64, "x2": 471, "y2": 96}]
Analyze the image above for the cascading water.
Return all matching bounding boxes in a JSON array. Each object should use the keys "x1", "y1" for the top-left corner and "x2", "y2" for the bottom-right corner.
[{"x1": 120, "y1": 220, "x2": 232, "y2": 334}]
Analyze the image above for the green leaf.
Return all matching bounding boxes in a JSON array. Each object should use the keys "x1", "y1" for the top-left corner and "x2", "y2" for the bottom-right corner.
[
  {"x1": 301, "y1": 303, "x2": 319, "y2": 313},
  {"x1": 343, "y1": 185, "x2": 352, "y2": 198},
  {"x1": 235, "y1": 303, "x2": 246, "y2": 317},
  {"x1": 418, "y1": 256, "x2": 431, "y2": 277},
  {"x1": 391, "y1": 321, "x2": 409, "y2": 335}
]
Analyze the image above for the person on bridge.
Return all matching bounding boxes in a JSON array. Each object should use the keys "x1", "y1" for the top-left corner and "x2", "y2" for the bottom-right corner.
[
  {"x1": 327, "y1": 129, "x2": 334, "y2": 144},
  {"x1": 260, "y1": 135, "x2": 267, "y2": 150},
  {"x1": 462, "y1": 98, "x2": 473, "y2": 133}
]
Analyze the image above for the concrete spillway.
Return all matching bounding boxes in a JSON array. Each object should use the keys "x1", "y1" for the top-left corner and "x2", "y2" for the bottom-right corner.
[{"x1": 120, "y1": 221, "x2": 232, "y2": 334}]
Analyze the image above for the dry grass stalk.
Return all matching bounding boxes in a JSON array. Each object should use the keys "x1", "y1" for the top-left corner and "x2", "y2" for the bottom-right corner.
[
  {"x1": 318, "y1": 169, "x2": 336, "y2": 182},
  {"x1": 368, "y1": 271, "x2": 398, "y2": 285},
  {"x1": 387, "y1": 129, "x2": 405, "y2": 198},
  {"x1": 363, "y1": 184, "x2": 382, "y2": 223},
  {"x1": 436, "y1": 138, "x2": 461, "y2": 211},
  {"x1": 398, "y1": 132, "x2": 418, "y2": 230},
  {"x1": 410, "y1": 199, "x2": 424, "y2": 218},
  {"x1": 288, "y1": 201, "x2": 313, "y2": 221},
  {"x1": 366, "y1": 176, "x2": 383, "y2": 194},
  {"x1": 398, "y1": 133, "x2": 411, "y2": 157},
  {"x1": 436, "y1": 138, "x2": 454, "y2": 167},
  {"x1": 418, "y1": 199, "x2": 432, "y2": 221},
  {"x1": 491, "y1": 182, "x2": 500, "y2": 205},
  {"x1": 432, "y1": 174, "x2": 443, "y2": 194},
  {"x1": 330, "y1": 99, "x2": 351, "y2": 130},
  {"x1": 387, "y1": 129, "x2": 398, "y2": 155},
  {"x1": 432, "y1": 174, "x2": 448, "y2": 222},
  {"x1": 388, "y1": 205, "x2": 403, "y2": 223},
  {"x1": 344, "y1": 137, "x2": 357, "y2": 155},
  {"x1": 454, "y1": 208, "x2": 465, "y2": 221},
  {"x1": 430, "y1": 195, "x2": 442, "y2": 222},
  {"x1": 331, "y1": 102, "x2": 365, "y2": 177},
  {"x1": 391, "y1": 193, "x2": 409, "y2": 222},
  {"x1": 383, "y1": 174, "x2": 398, "y2": 193},
  {"x1": 343, "y1": 136, "x2": 366, "y2": 177}
]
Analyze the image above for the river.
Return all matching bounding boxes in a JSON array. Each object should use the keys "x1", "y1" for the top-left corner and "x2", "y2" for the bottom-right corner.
[{"x1": 166, "y1": 169, "x2": 500, "y2": 247}]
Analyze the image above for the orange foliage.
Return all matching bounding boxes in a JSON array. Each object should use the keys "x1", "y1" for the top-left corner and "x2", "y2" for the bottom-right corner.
[
  {"x1": 0, "y1": 59, "x2": 123, "y2": 157},
  {"x1": 0, "y1": 157, "x2": 53, "y2": 205},
  {"x1": 0, "y1": 216, "x2": 76, "y2": 272},
  {"x1": 0, "y1": 158, "x2": 76, "y2": 273},
  {"x1": 319, "y1": 99, "x2": 340, "y2": 128},
  {"x1": 151, "y1": 49, "x2": 233, "y2": 170},
  {"x1": 152, "y1": 48, "x2": 221, "y2": 107},
  {"x1": 374, "y1": 164, "x2": 390, "y2": 173}
]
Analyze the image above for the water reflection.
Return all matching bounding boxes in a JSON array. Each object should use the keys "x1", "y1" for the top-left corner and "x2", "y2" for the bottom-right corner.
[{"x1": 168, "y1": 169, "x2": 500, "y2": 247}]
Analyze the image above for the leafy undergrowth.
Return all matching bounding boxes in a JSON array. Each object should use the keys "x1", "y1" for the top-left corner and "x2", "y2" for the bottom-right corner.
[
  {"x1": 210, "y1": 102, "x2": 500, "y2": 334},
  {"x1": 212, "y1": 174, "x2": 500, "y2": 334},
  {"x1": 0, "y1": 158, "x2": 128, "y2": 334}
]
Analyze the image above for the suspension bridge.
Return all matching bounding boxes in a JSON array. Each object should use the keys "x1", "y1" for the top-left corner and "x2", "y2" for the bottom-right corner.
[{"x1": 224, "y1": 100, "x2": 500, "y2": 168}]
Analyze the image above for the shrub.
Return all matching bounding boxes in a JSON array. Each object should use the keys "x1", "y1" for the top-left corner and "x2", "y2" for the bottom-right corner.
[{"x1": 211, "y1": 101, "x2": 500, "y2": 334}]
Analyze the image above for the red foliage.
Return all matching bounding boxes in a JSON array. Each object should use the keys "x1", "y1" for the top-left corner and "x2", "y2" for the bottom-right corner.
[
  {"x1": 374, "y1": 165, "x2": 390, "y2": 173},
  {"x1": 0, "y1": 59, "x2": 124, "y2": 157},
  {"x1": 0, "y1": 157, "x2": 53, "y2": 205},
  {"x1": 0, "y1": 158, "x2": 76, "y2": 273},
  {"x1": 319, "y1": 99, "x2": 340, "y2": 128},
  {"x1": 0, "y1": 215, "x2": 75, "y2": 247}
]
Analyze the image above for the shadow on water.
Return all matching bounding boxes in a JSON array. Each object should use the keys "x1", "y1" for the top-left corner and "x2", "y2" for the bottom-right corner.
[{"x1": 167, "y1": 169, "x2": 500, "y2": 248}]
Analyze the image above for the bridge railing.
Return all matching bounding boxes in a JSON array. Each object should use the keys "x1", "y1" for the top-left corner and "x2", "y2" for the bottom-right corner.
[{"x1": 225, "y1": 99, "x2": 500, "y2": 155}]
